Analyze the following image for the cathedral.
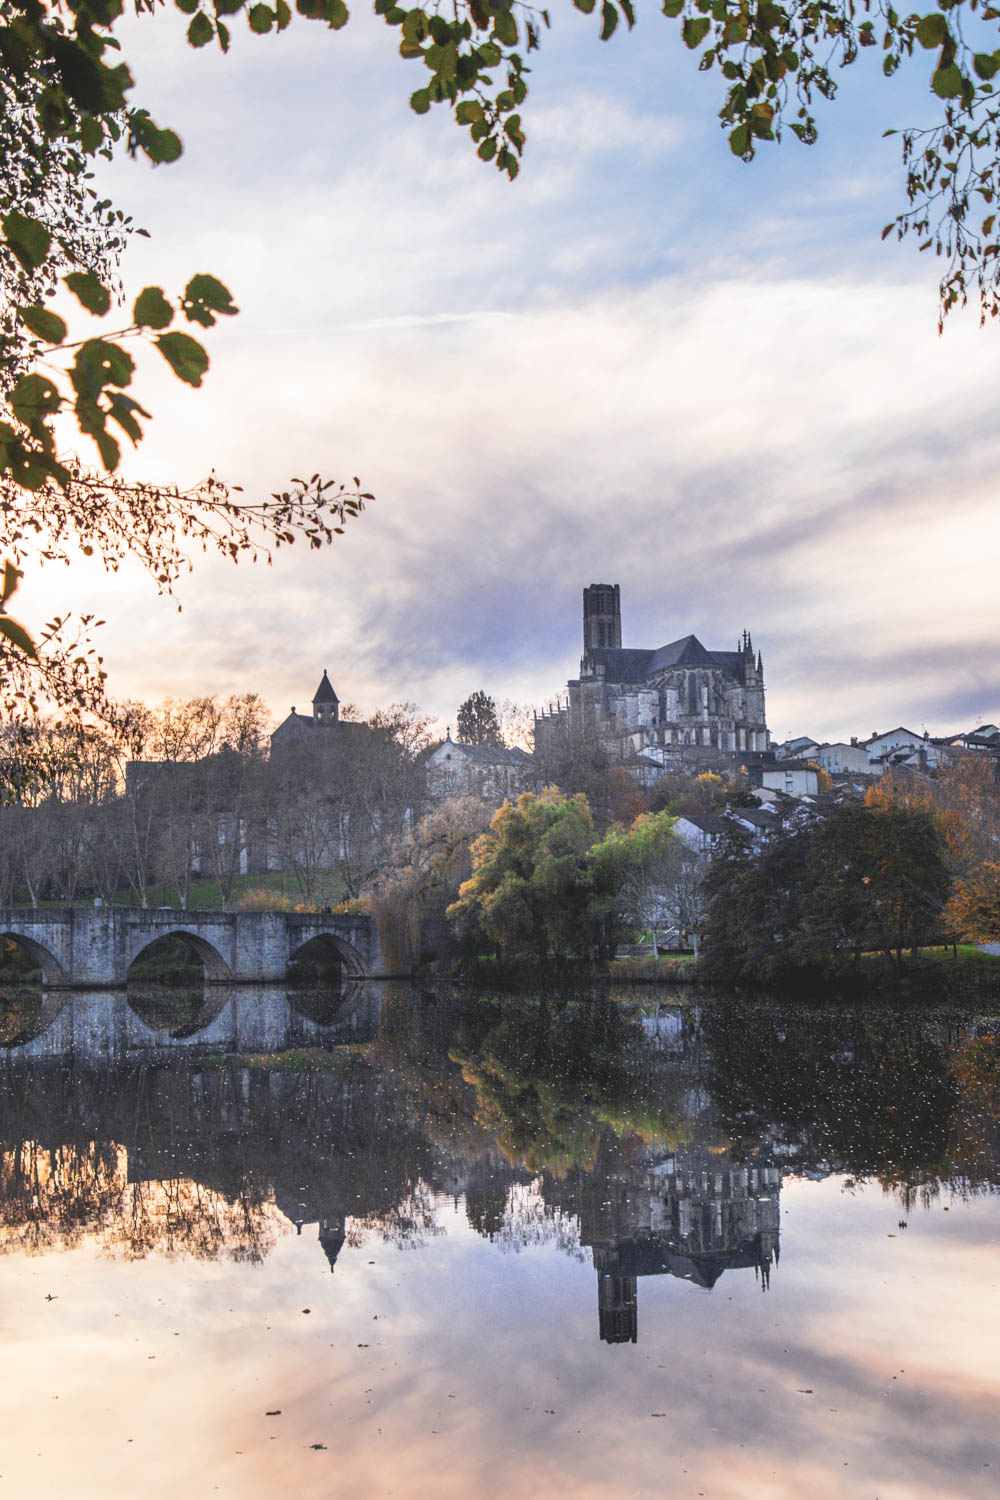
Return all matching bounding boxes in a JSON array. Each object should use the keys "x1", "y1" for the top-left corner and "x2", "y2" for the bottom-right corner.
[{"x1": 535, "y1": 584, "x2": 770, "y2": 761}]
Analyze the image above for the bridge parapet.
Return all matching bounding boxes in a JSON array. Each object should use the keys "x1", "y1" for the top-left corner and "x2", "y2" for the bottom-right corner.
[{"x1": 0, "y1": 906, "x2": 386, "y2": 988}]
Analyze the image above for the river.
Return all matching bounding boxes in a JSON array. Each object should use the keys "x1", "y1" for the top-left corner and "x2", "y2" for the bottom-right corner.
[{"x1": 1, "y1": 979, "x2": 997, "y2": 1498}]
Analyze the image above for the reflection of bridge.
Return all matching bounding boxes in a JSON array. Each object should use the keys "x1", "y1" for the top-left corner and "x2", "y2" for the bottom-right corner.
[
  {"x1": 1, "y1": 983, "x2": 385, "y2": 1062},
  {"x1": 0, "y1": 906, "x2": 384, "y2": 987}
]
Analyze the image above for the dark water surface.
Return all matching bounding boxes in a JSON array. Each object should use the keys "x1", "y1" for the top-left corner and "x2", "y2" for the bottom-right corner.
[{"x1": 1, "y1": 981, "x2": 998, "y2": 1499}]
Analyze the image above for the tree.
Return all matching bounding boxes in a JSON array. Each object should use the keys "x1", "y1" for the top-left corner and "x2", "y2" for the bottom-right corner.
[
  {"x1": 447, "y1": 787, "x2": 599, "y2": 962},
  {"x1": 591, "y1": 809, "x2": 682, "y2": 957},
  {"x1": 0, "y1": 2, "x2": 370, "y2": 793},
  {"x1": 531, "y1": 718, "x2": 645, "y2": 830},
  {"x1": 946, "y1": 860, "x2": 1000, "y2": 941},
  {"x1": 456, "y1": 690, "x2": 503, "y2": 747},
  {"x1": 371, "y1": 794, "x2": 495, "y2": 969},
  {"x1": 701, "y1": 801, "x2": 953, "y2": 983},
  {"x1": 11, "y1": 2, "x2": 1000, "y2": 331}
]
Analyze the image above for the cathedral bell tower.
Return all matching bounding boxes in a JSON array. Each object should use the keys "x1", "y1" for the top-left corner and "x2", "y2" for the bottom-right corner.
[{"x1": 583, "y1": 583, "x2": 622, "y2": 653}]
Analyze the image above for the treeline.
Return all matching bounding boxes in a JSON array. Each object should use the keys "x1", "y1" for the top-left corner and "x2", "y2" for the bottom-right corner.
[
  {"x1": 701, "y1": 758, "x2": 1000, "y2": 986},
  {"x1": 372, "y1": 789, "x2": 688, "y2": 972},
  {"x1": 373, "y1": 758, "x2": 1000, "y2": 982},
  {"x1": 0, "y1": 695, "x2": 433, "y2": 910}
]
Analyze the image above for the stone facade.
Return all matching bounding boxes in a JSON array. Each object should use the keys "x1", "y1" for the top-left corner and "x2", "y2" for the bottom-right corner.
[
  {"x1": 536, "y1": 584, "x2": 770, "y2": 763},
  {"x1": 424, "y1": 732, "x2": 534, "y2": 805}
]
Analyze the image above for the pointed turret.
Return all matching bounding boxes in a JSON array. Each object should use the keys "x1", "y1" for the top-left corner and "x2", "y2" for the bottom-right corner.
[{"x1": 312, "y1": 669, "x2": 339, "y2": 724}]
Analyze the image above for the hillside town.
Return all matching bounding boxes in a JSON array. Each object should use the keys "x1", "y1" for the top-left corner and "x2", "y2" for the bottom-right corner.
[{"x1": 1, "y1": 583, "x2": 997, "y2": 982}]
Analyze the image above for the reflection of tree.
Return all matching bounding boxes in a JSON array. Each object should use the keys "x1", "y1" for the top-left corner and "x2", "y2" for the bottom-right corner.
[
  {"x1": 450, "y1": 992, "x2": 694, "y2": 1177},
  {"x1": 3, "y1": 988, "x2": 996, "y2": 1280},
  {"x1": 0, "y1": 987, "x2": 43, "y2": 1045},
  {"x1": 701, "y1": 999, "x2": 1000, "y2": 1201},
  {"x1": 0, "y1": 1139, "x2": 283, "y2": 1263}
]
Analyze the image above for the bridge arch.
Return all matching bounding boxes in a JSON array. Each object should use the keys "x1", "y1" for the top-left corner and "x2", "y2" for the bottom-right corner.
[
  {"x1": 287, "y1": 930, "x2": 368, "y2": 980},
  {"x1": 0, "y1": 931, "x2": 67, "y2": 987},
  {"x1": 126, "y1": 986, "x2": 231, "y2": 1040},
  {"x1": 127, "y1": 929, "x2": 233, "y2": 985}
]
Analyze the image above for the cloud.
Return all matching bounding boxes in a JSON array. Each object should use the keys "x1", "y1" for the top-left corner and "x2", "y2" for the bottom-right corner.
[{"x1": 19, "y1": 8, "x2": 999, "y2": 743}]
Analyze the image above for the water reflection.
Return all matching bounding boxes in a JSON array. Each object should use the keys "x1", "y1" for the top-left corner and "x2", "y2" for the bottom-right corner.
[
  {"x1": 0, "y1": 977, "x2": 381, "y2": 1062},
  {"x1": 1, "y1": 983, "x2": 997, "y2": 1333}
]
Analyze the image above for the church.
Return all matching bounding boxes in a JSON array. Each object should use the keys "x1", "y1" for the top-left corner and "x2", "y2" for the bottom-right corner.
[{"x1": 534, "y1": 584, "x2": 770, "y2": 763}]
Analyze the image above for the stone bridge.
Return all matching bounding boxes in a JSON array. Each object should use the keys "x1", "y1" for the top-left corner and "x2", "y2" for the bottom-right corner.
[{"x1": 0, "y1": 906, "x2": 385, "y2": 988}]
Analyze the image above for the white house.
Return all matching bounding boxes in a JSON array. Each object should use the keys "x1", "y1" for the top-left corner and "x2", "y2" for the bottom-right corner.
[
  {"x1": 815, "y1": 741, "x2": 873, "y2": 775},
  {"x1": 862, "y1": 727, "x2": 927, "y2": 765},
  {"x1": 761, "y1": 760, "x2": 820, "y2": 798}
]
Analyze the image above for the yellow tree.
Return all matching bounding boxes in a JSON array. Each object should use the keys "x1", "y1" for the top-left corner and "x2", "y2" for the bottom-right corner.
[{"x1": 945, "y1": 862, "x2": 1000, "y2": 943}]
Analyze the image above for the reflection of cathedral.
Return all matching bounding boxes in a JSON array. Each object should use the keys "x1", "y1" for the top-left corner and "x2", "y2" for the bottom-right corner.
[{"x1": 584, "y1": 1153, "x2": 782, "y2": 1344}]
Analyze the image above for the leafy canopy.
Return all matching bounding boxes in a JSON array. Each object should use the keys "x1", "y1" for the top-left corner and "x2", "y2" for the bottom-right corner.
[{"x1": 456, "y1": 689, "x2": 504, "y2": 746}]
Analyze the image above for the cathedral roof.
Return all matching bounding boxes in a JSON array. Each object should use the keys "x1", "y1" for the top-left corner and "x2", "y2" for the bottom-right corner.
[
  {"x1": 312, "y1": 669, "x2": 339, "y2": 704},
  {"x1": 587, "y1": 636, "x2": 747, "y2": 683},
  {"x1": 648, "y1": 634, "x2": 719, "y2": 672}
]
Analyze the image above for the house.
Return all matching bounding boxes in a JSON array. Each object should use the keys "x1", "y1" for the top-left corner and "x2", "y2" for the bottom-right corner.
[
  {"x1": 673, "y1": 812, "x2": 732, "y2": 854},
  {"x1": 424, "y1": 731, "x2": 534, "y2": 806},
  {"x1": 761, "y1": 760, "x2": 820, "y2": 798},
  {"x1": 814, "y1": 740, "x2": 873, "y2": 775},
  {"x1": 777, "y1": 735, "x2": 820, "y2": 760},
  {"x1": 862, "y1": 727, "x2": 927, "y2": 767}
]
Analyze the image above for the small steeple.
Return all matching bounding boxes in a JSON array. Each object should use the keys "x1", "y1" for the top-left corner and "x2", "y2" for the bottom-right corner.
[{"x1": 312, "y1": 669, "x2": 339, "y2": 724}]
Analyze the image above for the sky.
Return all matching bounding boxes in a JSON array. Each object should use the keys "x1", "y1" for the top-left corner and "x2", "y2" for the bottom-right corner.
[{"x1": 20, "y1": 5, "x2": 1000, "y2": 741}]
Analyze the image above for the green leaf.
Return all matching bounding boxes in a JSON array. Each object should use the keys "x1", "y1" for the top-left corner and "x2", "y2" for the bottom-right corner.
[
  {"x1": 600, "y1": 1, "x2": 618, "y2": 40},
  {"x1": 156, "y1": 331, "x2": 210, "y2": 387},
  {"x1": 133, "y1": 286, "x2": 174, "y2": 329},
  {"x1": 248, "y1": 3, "x2": 274, "y2": 31},
  {"x1": 0, "y1": 615, "x2": 38, "y2": 660},
  {"x1": 3, "y1": 444, "x2": 53, "y2": 492},
  {"x1": 661, "y1": 0, "x2": 683, "y2": 13},
  {"x1": 915, "y1": 13, "x2": 949, "y2": 48},
  {"x1": 187, "y1": 11, "x2": 215, "y2": 45},
  {"x1": 932, "y1": 61, "x2": 964, "y2": 99},
  {"x1": 182, "y1": 273, "x2": 238, "y2": 328},
  {"x1": 214, "y1": 0, "x2": 245, "y2": 13},
  {"x1": 328, "y1": 0, "x2": 349, "y2": 27},
  {"x1": 107, "y1": 392, "x2": 148, "y2": 446},
  {"x1": 573, "y1": 0, "x2": 596, "y2": 12},
  {"x1": 93, "y1": 428, "x2": 122, "y2": 471},
  {"x1": 1, "y1": 211, "x2": 52, "y2": 273},
  {"x1": 493, "y1": 8, "x2": 517, "y2": 43},
  {"x1": 477, "y1": 136, "x2": 497, "y2": 160},
  {"x1": 73, "y1": 340, "x2": 135, "y2": 394},
  {"x1": 276, "y1": 0, "x2": 292, "y2": 26},
  {"x1": 681, "y1": 15, "x2": 711, "y2": 47},
  {"x1": 1, "y1": 561, "x2": 21, "y2": 607},
  {"x1": 64, "y1": 272, "x2": 112, "y2": 317},
  {"x1": 410, "y1": 87, "x2": 431, "y2": 114},
  {"x1": 973, "y1": 52, "x2": 1000, "y2": 81},
  {"x1": 456, "y1": 100, "x2": 485, "y2": 124},
  {"x1": 11, "y1": 374, "x2": 61, "y2": 430},
  {"x1": 20, "y1": 306, "x2": 67, "y2": 344},
  {"x1": 728, "y1": 123, "x2": 749, "y2": 155},
  {"x1": 130, "y1": 113, "x2": 185, "y2": 165},
  {"x1": 174, "y1": 0, "x2": 200, "y2": 12}
]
